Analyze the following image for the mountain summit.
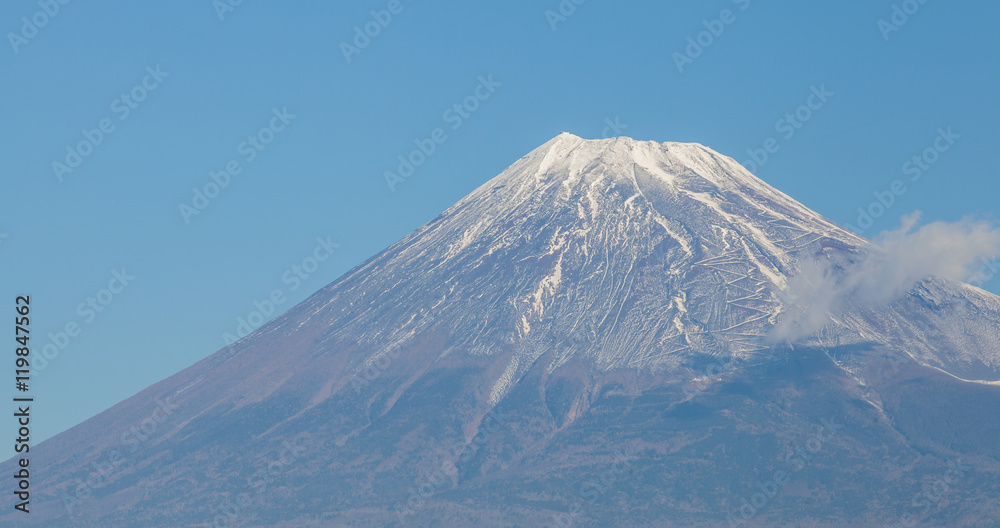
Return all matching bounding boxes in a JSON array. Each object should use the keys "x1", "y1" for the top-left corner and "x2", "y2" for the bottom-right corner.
[{"x1": 6, "y1": 134, "x2": 1000, "y2": 527}]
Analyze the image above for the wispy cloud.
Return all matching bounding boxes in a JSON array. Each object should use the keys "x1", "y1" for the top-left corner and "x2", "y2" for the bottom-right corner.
[{"x1": 771, "y1": 212, "x2": 1000, "y2": 343}]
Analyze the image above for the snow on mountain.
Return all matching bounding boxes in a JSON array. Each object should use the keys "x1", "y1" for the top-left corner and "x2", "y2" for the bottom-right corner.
[
  {"x1": 5, "y1": 133, "x2": 1000, "y2": 528},
  {"x1": 262, "y1": 133, "x2": 998, "y2": 405}
]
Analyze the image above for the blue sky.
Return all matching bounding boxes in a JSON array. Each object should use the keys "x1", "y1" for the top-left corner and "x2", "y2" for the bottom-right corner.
[{"x1": 2, "y1": 0, "x2": 997, "y2": 441}]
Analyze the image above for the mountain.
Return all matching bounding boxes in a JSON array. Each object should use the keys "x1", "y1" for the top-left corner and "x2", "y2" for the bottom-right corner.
[{"x1": 5, "y1": 133, "x2": 1000, "y2": 527}]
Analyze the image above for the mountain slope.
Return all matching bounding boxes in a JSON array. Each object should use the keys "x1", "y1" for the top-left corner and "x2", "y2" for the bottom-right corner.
[{"x1": 4, "y1": 133, "x2": 1000, "y2": 527}]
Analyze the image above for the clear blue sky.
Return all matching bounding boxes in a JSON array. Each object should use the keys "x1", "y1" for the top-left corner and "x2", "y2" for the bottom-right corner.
[{"x1": 2, "y1": 0, "x2": 997, "y2": 441}]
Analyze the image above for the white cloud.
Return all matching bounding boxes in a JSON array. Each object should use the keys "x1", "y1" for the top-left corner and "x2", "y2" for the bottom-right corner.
[{"x1": 770, "y1": 212, "x2": 1000, "y2": 343}]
